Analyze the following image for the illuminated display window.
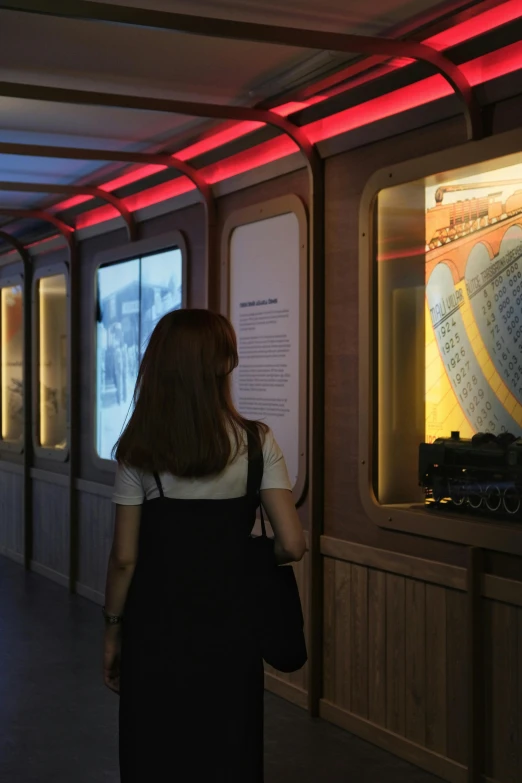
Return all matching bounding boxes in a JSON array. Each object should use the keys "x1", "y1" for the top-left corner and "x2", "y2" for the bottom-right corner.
[
  {"x1": 38, "y1": 274, "x2": 68, "y2": 451},
  {"x1": 367, "y1": 145, "x2": 522, "y2": 534},
  {"x1": 0, "y1": 282, "x2": 23, "y2": 447},
  {"x1": 95, "y1": 247, "x2": 183, "y2": 461}
]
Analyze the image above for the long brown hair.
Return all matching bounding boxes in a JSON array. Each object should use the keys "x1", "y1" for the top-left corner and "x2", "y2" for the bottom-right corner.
[{"x1": 113, "y1": 309, "x2": 267, "y2": 476}]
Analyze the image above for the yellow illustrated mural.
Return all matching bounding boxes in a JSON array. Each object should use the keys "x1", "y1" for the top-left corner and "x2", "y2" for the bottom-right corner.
[{"x1": 425, "y1": 162, "x2": 522, "y2": 442}]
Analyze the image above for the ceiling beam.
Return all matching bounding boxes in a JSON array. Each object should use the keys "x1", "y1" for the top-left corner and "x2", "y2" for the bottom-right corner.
[
  {"x1": 265, "y1": 0, "x2": 509, "y2": 107},
  {"x1": 0, "y1": 81, "x2": 316, "y2": 160},
  {"x1": 0, "y1": 228, "x2": 31, "y2": 264},
  {"x1": 0, "y1": 207, "x2": 74, "y2": 248},
  {"x1": 0, "y1": 140, "x2": 214, "y2": 214},
  {"x1": 0, "y1": 0, "x2": 482, "y2": 139},
  {"x1": 0, "y1": 180, "x2": 137, "y2": 240},
  {"x1": 0, "y1": 141, "x2": 220, "y2": 297}
]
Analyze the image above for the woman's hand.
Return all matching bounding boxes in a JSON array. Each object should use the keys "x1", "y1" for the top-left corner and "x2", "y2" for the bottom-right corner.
[{"x1": 103, "y1": 626, "x2": 122, "y2": 694}]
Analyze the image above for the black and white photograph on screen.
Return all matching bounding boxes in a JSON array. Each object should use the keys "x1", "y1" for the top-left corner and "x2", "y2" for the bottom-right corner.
[{"x1": 96, "y1": 249, "x2": 183, "y2": 460}]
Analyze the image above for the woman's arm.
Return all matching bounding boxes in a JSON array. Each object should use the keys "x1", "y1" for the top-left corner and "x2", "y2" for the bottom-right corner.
[
  {"x1": 104, "y1": 503, "x2": 142, "y2": 616},
  {"x1": 259, "y1": 488, "x2": 306, "y2": 564},
  {"x1": 103, "y1": 504, "x2": 141, "y2": 694}
]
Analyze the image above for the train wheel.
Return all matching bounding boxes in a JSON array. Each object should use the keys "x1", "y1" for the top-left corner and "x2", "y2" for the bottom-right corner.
[
  {"x1": 467, "y1": 485, "x2": 483, "y2": 509},
  {"x1": 449, "y1": 482, "x2": 465, "y2": 506},
  {"x1": 503, "y1": 487, "x2": 521, "y2": 516},
  {"x1": 485, "y1": 485, "x2": 502, "y2": 512}
]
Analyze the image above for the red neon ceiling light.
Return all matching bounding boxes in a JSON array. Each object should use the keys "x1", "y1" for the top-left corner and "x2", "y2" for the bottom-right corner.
[
  {"x1": 74, "y1": 40, "x2": 522, "y2": 232},
  {"x1": 2, "y1": 1, "x2": 520, "y2": 242},
  {"x1": 425, "y1": 0, "x2": 522, "y2": 51},
  {"x1": 48, "y1": 0, "x2": 522, "y2": 223},
  {"x1": 319, "y1": 0, "x2": 522, "y2": 101},
  {"x1": 51, "y1": 100, "x2": 322, "y2": 214}
]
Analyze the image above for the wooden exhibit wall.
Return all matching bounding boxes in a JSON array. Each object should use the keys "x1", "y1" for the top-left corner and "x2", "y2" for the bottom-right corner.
[{"x1": 1, "y1": 94, "x2": 522, "y2": 783}]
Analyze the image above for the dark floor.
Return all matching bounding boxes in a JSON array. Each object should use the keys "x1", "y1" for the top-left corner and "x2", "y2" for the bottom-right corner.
[{"x1": 0, "y1": 556, "x2": 443, "y2": 783}]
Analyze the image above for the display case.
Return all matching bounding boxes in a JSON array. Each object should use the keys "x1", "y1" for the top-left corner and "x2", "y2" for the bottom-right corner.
[
  {"x1": 359, "y1": 130, "x2": 522, "y2": 552},
  {"x1": 33, "y1": 269, "x2": 68, "y2": 457},
  {"x1": 0, "y1": 278, "x2": 24, "y2": 451},
  {"x1": 94, "y1": 244, "x2": 184, "y2": 463}
]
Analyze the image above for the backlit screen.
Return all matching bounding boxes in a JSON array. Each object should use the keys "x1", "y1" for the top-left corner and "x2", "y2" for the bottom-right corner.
[{"x1": 95, "y1": 248, "x2": 183, "y2": 460}]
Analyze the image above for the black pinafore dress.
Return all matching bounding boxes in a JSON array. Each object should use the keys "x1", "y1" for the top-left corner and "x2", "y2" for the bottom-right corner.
[{"x1": 118, "y1": 434, "x2": 264, "y2": 782}]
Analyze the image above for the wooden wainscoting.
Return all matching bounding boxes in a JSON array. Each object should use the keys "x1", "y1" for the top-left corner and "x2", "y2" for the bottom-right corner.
[
  {"x1": 264, "y1": 547, "x2": 310, "y2": 709},
  {"x1": 0, "y1": 460, "x2": 24, "y2": 563},
  {"x1": 320, "y1": 536, "x2": 468, "y2": 783},
  {"x1": 31, "y1": 470, "x2": 69, "y2": 586},
  {"x1": 76, "y1": 481, "x2": 114, "y2": 605},
  {"x1": 482, "y1": 575, "x2": 522, "y2": 783}
]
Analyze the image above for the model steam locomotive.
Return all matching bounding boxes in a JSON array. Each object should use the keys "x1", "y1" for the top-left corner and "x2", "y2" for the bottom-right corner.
[{"x1": 419, "y1": 431, "x2": 522, "y2": 519}]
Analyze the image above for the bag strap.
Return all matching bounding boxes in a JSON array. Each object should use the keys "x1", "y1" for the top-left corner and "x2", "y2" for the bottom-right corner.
[
  {"x1": 246, "y1": 429, "x2": 267, "y2": 538},
  {"x1": 152, "y1": 471, "x2": 164, "y2": 498}
]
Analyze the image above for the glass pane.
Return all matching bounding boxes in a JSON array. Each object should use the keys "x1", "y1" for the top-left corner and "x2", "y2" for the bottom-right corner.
[
  {"x1": 424, "y1": 161, "x2": 522, "y2": 442},
  {"x1": 139, "y1": 249, "x2": 183, "y2": 357},
  {"x1": 96, "y1": 259, "x2": 140, "y2": 461},
  {"x1": 39, "y1": 275, "x2": 67, "y2": 449},
  {"x1": 1, "y1": 285, "x2": 24, "y2": 443},
  {"x1": 95, "y1": 249, "x2": 183, "y2": 461},
  {"x1": 375, "y1": 150, "x2": 522, "y2": 517}
]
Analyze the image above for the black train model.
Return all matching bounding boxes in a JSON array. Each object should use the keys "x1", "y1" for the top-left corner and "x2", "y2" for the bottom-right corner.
[{"x1": 419, "y1": 431, "x2": 522, "y2": 520}]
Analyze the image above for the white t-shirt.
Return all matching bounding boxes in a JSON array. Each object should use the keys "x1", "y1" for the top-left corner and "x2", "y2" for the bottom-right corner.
[{"x1": 112, "y1": 427, "x2": 292, "y2": 505}]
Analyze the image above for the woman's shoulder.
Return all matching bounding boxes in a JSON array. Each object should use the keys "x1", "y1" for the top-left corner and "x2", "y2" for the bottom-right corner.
[
  {"x1": 243, "y1": 422, "x2": 281, "y2": 466},
  {"x1": 261, "y1": 427, "x2": 283, "y2": 461},
  {"x1": 237, "y1": 421, "x2": 276, "y2": 459}
]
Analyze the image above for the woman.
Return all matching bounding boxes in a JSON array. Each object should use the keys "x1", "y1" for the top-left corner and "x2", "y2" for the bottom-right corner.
[{"x1": 102, "y1": 308, "x2": 306, "y2": 782}]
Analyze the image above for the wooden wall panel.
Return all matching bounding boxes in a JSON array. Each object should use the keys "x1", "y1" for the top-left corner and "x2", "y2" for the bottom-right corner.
[
  {"x1": 77, "y1": 490, "x2": 114, "y2": 603},
  {"x1": 405, "y1": 579, "x2": 426, "y2": 747},
  {"x1": 32, "y1": 477, "x2": 69, "y2": 581},
  {"x1": 446, "y1": 590, "x2": 468, "y2": 765},
  {"x1": 425, "y1": 585, "x2": 447, "y2": 756},
  {"x1": 323, "y1": 557, "x2": 336, "y2": 703},
  {"x1": 386, "y1": 573, "x2": 406, "y2": 736},
  {"x1": 484, "y1": 600, "x2": 521, "y2": 783},
  {"x1": 368, "y1": 569, "x2": 386, "y2": 725},
  {"x1": 322, "y1": 549, "x2": 469, "y2": 778},
  {"x1": 351, "y1": 564, "x2": 369, "y2": 718},
  {"x1": 0, "y1": 465, "x2": 23, "y2": 559},
  {"x1": 335, "y1": 560, "x2": 351, "y2": 710}
]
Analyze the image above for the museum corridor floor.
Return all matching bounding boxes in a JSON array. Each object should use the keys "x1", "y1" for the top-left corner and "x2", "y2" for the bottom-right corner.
[{"x1": 0, "y1": 556, "x2": 443, "y2": 783}]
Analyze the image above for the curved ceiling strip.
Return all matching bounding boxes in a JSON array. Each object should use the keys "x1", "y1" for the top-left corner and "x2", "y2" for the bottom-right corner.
[
  {"x1": 0, "y1": 142, "x2": 214, "y2": 214},
  {"x1": 0, "y1": 181, "x2": 137, "y2": 241},
  {"x1": 0, "y1": 0, "x2": 482, "y2": 139},
  {"x1": 0, "y1": 139, "x2": 216, "y2": 231},
  {"x1": 0, "y1": 228, "x2": 31, "y2": 265},
  {"x1": 0, "y1": 142, "x2": 220, "y2": 302},
  {"x1": 0, "y1": 207, "x2": 74, "y2": 249},
  {"x1": 0, "y1": 85, "x2": 322, "y2": 306},
  {"x1": 0, "y1": 81, "x2": 319, "y2": 168}
]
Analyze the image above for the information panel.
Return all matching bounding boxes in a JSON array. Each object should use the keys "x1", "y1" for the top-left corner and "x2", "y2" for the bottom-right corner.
[
  {"x1": 425, "y1": 162, "x2": 522, "y2": 442},
  {"x1": 229, "y1": 211, "x2": 302, "y2": 488}
]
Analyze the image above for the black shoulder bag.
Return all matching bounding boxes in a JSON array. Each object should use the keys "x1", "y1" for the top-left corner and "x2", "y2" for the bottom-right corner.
[{"x1": 247, "y1": 433, "x2": 308, "y2": 674}]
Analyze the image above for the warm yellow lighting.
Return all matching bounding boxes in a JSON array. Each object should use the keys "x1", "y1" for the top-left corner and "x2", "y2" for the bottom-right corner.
[
  {"x1": 425, "y1": 158, "x2": 522, "y2": 441},
  {"x1": 0, "y1": 285, "x2": 24, "y2": 443},
  {"x1": 376, "y1": 151, "x2": 522, "y2": 506},
  {"x1": 39, "y1": 275, "x2": 67, "y2": 449}
]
